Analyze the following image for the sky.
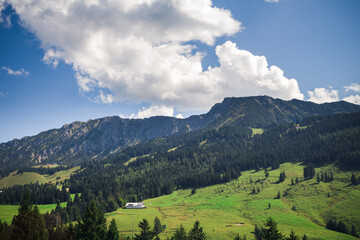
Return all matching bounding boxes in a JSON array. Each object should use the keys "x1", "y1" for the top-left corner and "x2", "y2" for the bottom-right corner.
[{"x1": 0, "y1": 0, "x2": 359, "y2": 143}]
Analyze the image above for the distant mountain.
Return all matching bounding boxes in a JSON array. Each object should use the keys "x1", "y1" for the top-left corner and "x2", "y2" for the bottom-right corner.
[{"x1": 1, "y1": 96, "x2": 359, "y2": 172}]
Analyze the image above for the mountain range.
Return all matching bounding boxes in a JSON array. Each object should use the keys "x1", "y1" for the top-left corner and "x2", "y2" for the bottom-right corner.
[{"x1": 1, "y1": 96, "x2": 360, "y2": 172}]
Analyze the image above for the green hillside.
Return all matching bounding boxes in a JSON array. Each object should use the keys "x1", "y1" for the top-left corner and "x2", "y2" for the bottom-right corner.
[
  {"x1": 0, "y1": 166, "x2": 80, "y2": 189},
  {"x1": 105, "y1": 163, "x2": 360, "y2": 240}
]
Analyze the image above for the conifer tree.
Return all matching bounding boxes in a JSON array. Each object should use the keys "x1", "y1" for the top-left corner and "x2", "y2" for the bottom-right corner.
[
  {"x1": 254, "y1": 224, "x2": 263, "y2": 240},
  {"x1": 106, "y1": 219, "x2": 119, "y2": 240},
  {"x1": 153, "y1": 216, "x2": 162, "y2": 236},
  {"x1": 0, "y1": 220, "x2": 11, "y2": 240},
  {"x1": 75, "y1": 201, "x2": 107, "y2": 240},
  {"x1": 188, "y1": 220, "x2": 206, "y2": 240},
  {"x1": 286, "y1": 229, "x2": 299, "y2": 240},
  {"x1": 135, "y1": 219, "x2": 153, "y2": 240},
  {"x1": 11, "y1": 192, "x2": 48, "y2": 240},
  {"x1": 351, "y1": 224, "x2": 359, "y2": 238},
  {"x1": 351, "y1": 173, "x2": 358, "y2": 185},
  {"x1": 171, "y1": 224, "x2": 187, "y2": 240},
  {"x1": 261, "y1": 217, "x2": 284, "y2": 240},
  {"x1": 276, "y1": 191, "x2": 281, "y2": 199}
]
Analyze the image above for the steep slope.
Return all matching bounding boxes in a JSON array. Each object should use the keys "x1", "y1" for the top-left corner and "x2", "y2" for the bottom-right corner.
[
  {"x1": 206, "y1": 96, "x2": 360, "y2": 128},
  {"x1": 0, "y1": 96, "x2": 359, "y2": 172}
]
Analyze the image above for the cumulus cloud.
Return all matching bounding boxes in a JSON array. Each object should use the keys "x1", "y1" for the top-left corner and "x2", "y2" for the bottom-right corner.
[
  {"x1": 307, "y1": 88, "x2": 339, "y2": 104},
  {"x1": 344, "y1": 83, "x2": 360, "y2": 93},
  {"x1": 343, "y1": 95, "x2": 360, "y2": 105},
  {"x1": 264, "y1": 0, "x2": 279, "y2": 3},
  {"x1": 4, "y1": 0, "x2": 304, "y2": 115},
  {"x1": 1, "y1": 66, "x2": 29, "y2": 76},
  {"x1": 127, "y1": 105, "x2": 175, "y2": 119}
]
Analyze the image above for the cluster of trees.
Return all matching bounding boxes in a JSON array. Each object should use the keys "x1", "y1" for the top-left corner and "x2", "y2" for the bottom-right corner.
[
  {"x1": 350, "y1": 173, "x2": 360, "y2": 185},
  {"x1": 316, "y1": 172, "x2": 334, "y2": 183},
  {"x1": 326, "y1": 218, "x2": 358, "y2": 238},
  {"x1": 0, "y1": 194, "x2": 120, "y2": 240},
  {"x1": 0, "y1": 183, "x2": 70, "y2": 205},
  {"x1": 303, "y1": 165, "x2": 315, "y2": 180},
  {"x1": 17, "y1": 165, "x2": 74, "y2": 176},
  {"x1": 253, "y1": 217, "x2": 307, "y2": 240},
  {"x1": 278, "y1": 171, "x2": 286, "y2": 183}
]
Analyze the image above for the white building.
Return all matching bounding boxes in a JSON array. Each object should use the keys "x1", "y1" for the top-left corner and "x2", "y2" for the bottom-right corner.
[{"x1": 125, "y1": 202, "x2": 146, "y2": 209}]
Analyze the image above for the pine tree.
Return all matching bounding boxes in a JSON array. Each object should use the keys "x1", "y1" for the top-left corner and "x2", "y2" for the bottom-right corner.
[
  {"x1": 351, "y1": 224, "x2": 359, "y2": 238},
  {"x1": 291, "y1": 179, "x2": 294, "y2": 186},
  {"x1": 254, "y1": 224, "x2": 263, "y2": 240},
  {"x1": 11, "y1": 192, "x2": 48, "y2": 240},
  {"x1": 75, "y1": 201, "x2": 107, "y2": 240},
  {"x1": 0, "y1": 220, "x2": 11, "y2": 240},
  {"x1": 302, "y1": 234, "x2": 308, "y2": 240},
  {"x1": 261, "y1": 217, "x2": 284, "y2": 240},
  {"x1": 351, "y1": 173, "x2": 358, "y2": 185},
  {"x1": 153, "y1": 216, "x2": 162, "y2": 236},
  {"x1": 171, "y1": 224, "x2": 187, "y2": 240},
  {"x1": 276, "y1": 191, "x2": 281, "y2": 199},
  {"x1": 234, "y1": 234, "x2": 247, "y2": 240},
  {"x1": 135, "y1": 219, "x2": 154, "y2": 240},
  {"x1": 106, "y1": 219, "x2": 119, "y2": 240},
  {"x1": 286, "y1": 229, "x2": 299, "y2": 240},
  {"x1": 188, "y1": 220, "x2": 206, "y2": 240}
]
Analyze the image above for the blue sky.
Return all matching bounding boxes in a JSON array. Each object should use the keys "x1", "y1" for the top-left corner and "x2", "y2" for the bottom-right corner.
[{"x1": 0, "y1": 0, "x2": 359, "y2": 143}]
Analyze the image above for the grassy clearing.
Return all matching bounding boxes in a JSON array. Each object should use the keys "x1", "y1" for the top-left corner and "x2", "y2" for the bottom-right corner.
[
  {"x1": 0, "y1": 166, "x2": 80, "y2": 189},
  {"x1": 45, "y1": 166, "x2": 81, "y2": 184},
  {"x1": 106, "y1": 163, "x2": 359, "y2": 240},
  {"x1": 124, "y1": 154, "x2": 151, "y2": 166},
  {"x1": 251, "y1": 128, "x2": 264, "y2": 137},
  {"x1": 0, "y1": 202, "x2": 67, "y2": 224},
  {"x1": 0, "y1": 172, "x2": 47, "y2": 189}
]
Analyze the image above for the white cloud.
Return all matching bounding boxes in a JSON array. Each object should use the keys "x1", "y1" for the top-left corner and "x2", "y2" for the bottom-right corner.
[
  {"x1": 0, "y1": 1, "x2": 12, "y2": 28},
  {"x1": 4, "y1": 0, "x2": 304, "y2": 116},
  {"x1": 343, "y1": 95, "x2": 360, "y2": 105},
  {"x1": 344, "y1": 83, "x2": 360, "y2": 93},
  {"x1": 205, "y1": 41, "x2": 304, "y2": 103},
  {"x1": 264, "y1": 0, "x2": 279, "y2": 3},
  {"x1": 1, "y1": 66, "x2": 29, "y2": 76},
  {"x1": 128, "y1": 105, "x2": 175, "y2": 119},
  {"x1": 307, "y1": 88, "x2": 339, "y2": 104},
  {"x1": 0, "y1": 91, "x2": 4, "y2": 98}
]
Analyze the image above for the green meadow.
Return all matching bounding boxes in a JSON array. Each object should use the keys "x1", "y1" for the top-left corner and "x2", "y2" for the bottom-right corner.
[
  {"x1": 105, "y1": 163, "x2": 359, "y2": 240},
  {"x1": 0, "y1": 166, "x2": 81, "y2": 189}
]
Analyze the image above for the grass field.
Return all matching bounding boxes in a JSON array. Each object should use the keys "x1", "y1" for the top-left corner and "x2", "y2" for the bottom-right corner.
[
  {"x1": 251, "y1": 128, "x2": 264, "y2": 136},
  {"x1": 105, "y1": 163, "x2": 360, "y2": 240},
  {"x1": 0, "y1": 202, "x2": 67, "y2": 224},
  {"x1": 0, "y1": 166, "x2": 81, "y2": 189}
]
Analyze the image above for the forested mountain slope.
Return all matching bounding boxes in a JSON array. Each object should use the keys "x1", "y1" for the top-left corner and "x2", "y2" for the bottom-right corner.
[
  {"x1": 1, "y1": 96, "x2": 359, "y2": 176},
  {"x1": 66, "y1": 111, "x2": 360, "y2": 207}
]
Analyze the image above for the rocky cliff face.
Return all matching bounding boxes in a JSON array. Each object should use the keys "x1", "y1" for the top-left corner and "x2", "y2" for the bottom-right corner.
[{"x1": 1, "y1": 96, "x2": 360, "y2": 168}]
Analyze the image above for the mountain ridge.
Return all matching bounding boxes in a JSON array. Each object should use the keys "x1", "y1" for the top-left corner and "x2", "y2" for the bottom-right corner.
[{"x1": 1, "y1": 96, "x2": 360, "y2": 173}]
